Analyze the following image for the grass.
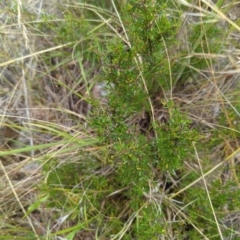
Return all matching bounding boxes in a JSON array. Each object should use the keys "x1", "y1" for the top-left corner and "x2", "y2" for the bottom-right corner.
[{"x1": 0, "y1": 0, "x2": 240, "y2": 239}]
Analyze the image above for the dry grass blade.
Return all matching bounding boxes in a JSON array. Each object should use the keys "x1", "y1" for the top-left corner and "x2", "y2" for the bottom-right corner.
[
  {"x1": 0, "y1": 160, "x2": 40, "y2": 239},
  {"x1": 194, "y1": 144, "x2": 224, "y2": 239},
  {"x1": 0, "y1": 42, "x2": 76, "y2": 67},
  {"x1": 170, "y1": 147, "x2": 240, "y2": 199}
]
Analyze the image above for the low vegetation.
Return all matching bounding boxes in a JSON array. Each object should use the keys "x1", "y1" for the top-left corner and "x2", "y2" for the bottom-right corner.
[{"x1": 0, "y1": 0, "x2": 240, "y2": 239}]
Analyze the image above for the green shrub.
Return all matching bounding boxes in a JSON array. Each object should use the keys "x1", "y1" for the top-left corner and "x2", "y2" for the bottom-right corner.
[{"x1": 35, "y1": 0, "x2": 236, "y2": 239}]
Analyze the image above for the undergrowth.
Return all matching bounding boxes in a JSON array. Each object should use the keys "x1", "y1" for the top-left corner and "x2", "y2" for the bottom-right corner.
[{"x1": 0, "y1": 0, "x2": 240, "y2": 239}]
